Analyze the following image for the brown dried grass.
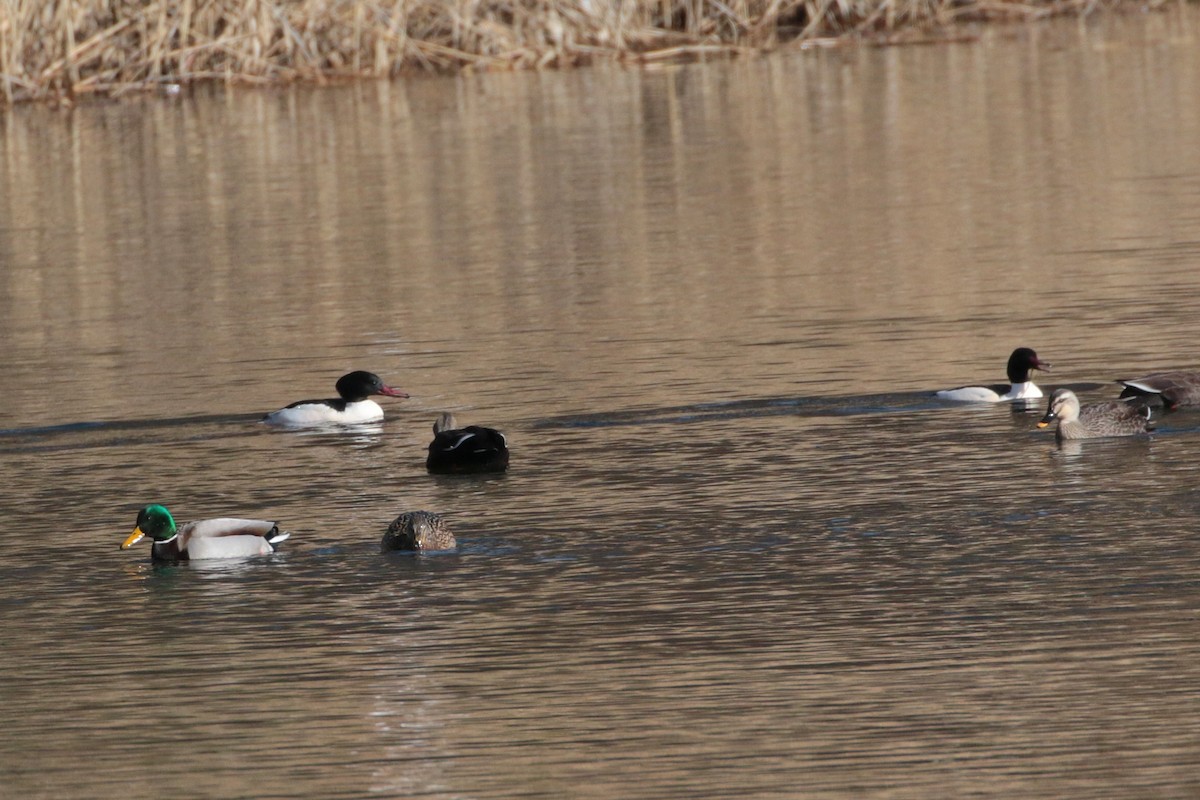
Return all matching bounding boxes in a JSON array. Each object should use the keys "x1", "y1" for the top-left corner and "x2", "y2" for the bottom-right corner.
[{"x1": 0, "y1": 0, "x2": 1137, "y2": 105}]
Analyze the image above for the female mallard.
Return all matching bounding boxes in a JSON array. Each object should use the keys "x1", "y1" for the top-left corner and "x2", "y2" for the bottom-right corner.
[
  {"x1": 381, "y1": 511, "x2": 456, "y2": 552},
  {"x1": 121, "y1": 504, "x2": 290, "y2": 562},
  {"x1": 1036, "y1": 388, "x2": 1153, "y2": 442},
  {"x1": 1116, "y1": 371, "x2": 1200, "y2": 411},
  {"x1": 937, "y1": 347, "x2": 1052, "y2": 402},
  {"x1": 262, "y1": 370, "x2": 409, "y2": 427},
  {"x1": 426, "y1": 412, "x2": 510, "y2": 474}
]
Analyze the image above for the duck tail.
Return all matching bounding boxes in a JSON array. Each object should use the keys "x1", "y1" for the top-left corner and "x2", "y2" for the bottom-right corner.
[
  {"x1": 264, "y1": 525, "x2": 291, "y2": 549},
  {"x1": 1119, "y1": 381, "x2": 1177, "y2": 412},
  {"x1": 1128, "y1": 401, "x2": 1156, "y2": 431}
]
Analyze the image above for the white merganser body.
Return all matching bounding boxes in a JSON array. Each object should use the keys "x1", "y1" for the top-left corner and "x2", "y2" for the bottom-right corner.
[
  {"x1": 936, "y1": 348, "x2": 1051, "y2": 403},
  {"x1": 263, "y1": 370, "x2": 409, "y2": 428}
]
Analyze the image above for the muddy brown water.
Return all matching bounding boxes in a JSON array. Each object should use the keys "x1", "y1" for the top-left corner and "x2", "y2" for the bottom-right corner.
[{"x1": 2, "y1": 9, "x2": 1200, "y2": 798}]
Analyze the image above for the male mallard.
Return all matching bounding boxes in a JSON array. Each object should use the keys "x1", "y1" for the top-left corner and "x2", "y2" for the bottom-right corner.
[
  {"x1": 937, "y1": 347, "x2": 1052, "y2": 402},
  {"x1": 262, "y1": 370, "x2": 410, "y2": 427},
  {"x1": 1116, "y1": 371, "x2": 1200, "y2": 411},
  {"x1": 381, "y1": 511, "x2": 456, "y2": 552},
  {"x1": 121, "y1": 504, "x2": 290, "y2": 562},
  {"x1": 426, "y1": 412, "x2": 510, "y2": 474},
  {"x1": 1037, "y1": 388, "x2": 1153, "y2": 442}
]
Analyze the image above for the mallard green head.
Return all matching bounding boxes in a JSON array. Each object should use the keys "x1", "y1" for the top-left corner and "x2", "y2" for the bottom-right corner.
[{"x1": 122, "y1": 504, "x2": 178, "y2": 549}]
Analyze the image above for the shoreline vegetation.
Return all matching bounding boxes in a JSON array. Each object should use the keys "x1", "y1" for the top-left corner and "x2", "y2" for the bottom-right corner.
[{"x1": 0, "y1": 0, "x2": 1167, "y2": 107}]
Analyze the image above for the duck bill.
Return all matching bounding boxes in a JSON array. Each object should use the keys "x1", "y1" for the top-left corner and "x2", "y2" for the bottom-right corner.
[
  {"x1": 1036, "y1": 415, "x2": 1055, "y2": 428},
  {"x1": 1035, "y1": 361, "x2": 1052, "y2": 372},
  {"x1": 378, "y1": 385, "x2": 410, "y2": 399},
  {"x1": 121, "y1": 527, "x2": 146, "y2": 549}
]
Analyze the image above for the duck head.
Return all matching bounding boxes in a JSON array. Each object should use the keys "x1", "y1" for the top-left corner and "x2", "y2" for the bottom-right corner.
[
  {"x1": 122, "y1": 504, "x2": 178, "y2": 549},
  {"x1": 1037, "y1": 388, "x2": 1080, "y2": 428},
  {"x1": 335, "y1": 371, "x2": 410, "y2": 402},
  {"x1": 1008, "y1": 348, "x2": 1052, "y2": 384},
  {"x1": 382, "y1": 512, "x2": 450, "y2": 551}
]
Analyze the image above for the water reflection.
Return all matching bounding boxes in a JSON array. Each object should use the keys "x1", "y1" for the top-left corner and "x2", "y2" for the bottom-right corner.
[
  {"x1": 0, "y1": 11, "x2": 1198, "y2": 430},
  {"x1": 272, "y1": 421, "x2": 387, "y2": 448}
]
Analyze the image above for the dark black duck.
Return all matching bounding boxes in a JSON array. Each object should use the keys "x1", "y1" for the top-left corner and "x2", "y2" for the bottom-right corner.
[{"x1": 426, "y1": 412, "x2": 509, "y2": 474}]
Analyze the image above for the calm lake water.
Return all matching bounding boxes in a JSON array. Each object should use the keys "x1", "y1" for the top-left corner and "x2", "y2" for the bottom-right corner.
[{"x1": 3, "y1": 8, "x2": 1200, "y2": 798}]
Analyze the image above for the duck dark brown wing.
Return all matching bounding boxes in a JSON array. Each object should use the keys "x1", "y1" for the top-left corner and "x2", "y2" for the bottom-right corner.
[{"x1": 1118, "y1": 371, "x2": 1200, "y2": 410}]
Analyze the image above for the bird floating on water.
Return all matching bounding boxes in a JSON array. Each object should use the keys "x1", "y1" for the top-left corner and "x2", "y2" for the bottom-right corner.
[
  {"x1": 381, "y1": 511, "x2": 457, "y2": 552},
  {"x1": 121, "y1": 504, "x2": 290, "y2": 562},
  {"x1": 262, "y1": 370, "x2": 409, "y2": 427},
  {"x1": 1036, "y1": 388, "x2": 1153, "y2": 442},
  {"x1": 1116, "y1": 370, "x2": 1200, "y2": 412},
  {"x1": 936, "y1": 347, "x2": 1052, "y2": 402},
  {"x1": 426, "y1": 412, "x2": 510, "y2": 474}
]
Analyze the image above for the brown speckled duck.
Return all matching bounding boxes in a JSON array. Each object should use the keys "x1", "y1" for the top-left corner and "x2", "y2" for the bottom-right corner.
[
  {"x1": 381, "y1": 511, "x2": 456, "y2": 552},
  {"x1": 1037, "y1": 389, "x2": 1153, "y2": 442}
]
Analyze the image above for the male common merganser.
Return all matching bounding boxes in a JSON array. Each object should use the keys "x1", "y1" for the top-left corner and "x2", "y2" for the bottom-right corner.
[
  {"x1": 425, "y1": 412, "x2": 510, "y2": 474},
  {"x1": 381, "y1": 511, "x2": 456, "y2": 552},
  {"x1": 1116, "y1": 371, "x2": 1200, "y2": 411},
  {"x1": 121, "y1": 504, "x2": 290, "y2": 562},
  {"x1": 262, "y1": 370, "x2": 409, "y2": 427},
  {"x1": 936, "y1": 347, "x2": 1052, "y2": 402},
  {"x1": 1036, "y1": 388, "x2": 1153, "y2": 442}
]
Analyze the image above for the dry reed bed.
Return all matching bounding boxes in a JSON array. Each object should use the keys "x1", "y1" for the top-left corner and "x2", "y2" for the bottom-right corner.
[{"x1": 0, "y1": 0, "x2": 1137, "y2": 105}]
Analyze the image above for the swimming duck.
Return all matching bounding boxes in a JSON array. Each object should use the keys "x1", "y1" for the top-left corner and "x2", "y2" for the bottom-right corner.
[
  {"x1": 426, "y1": 412, "x2": 510, "y2": 474},
  {"x1": 1036, "y1": 388, "x2": 1153, "y2": 442},
  {"x1": 936, "y1": 347, "x2": 1052, "y2": 402},
  {"x1": 1116, "y1": 371, "x2": 1200, "y2": 411},
  {"x1": 121, "y1": 504, "x2": 290, "y2": 562},
  {"x1": 262, "y1": 370, "x2": 409, "y2": 427},
  {"x1": 381, "y1": 511, "x2": 456, "y2": 552}
]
